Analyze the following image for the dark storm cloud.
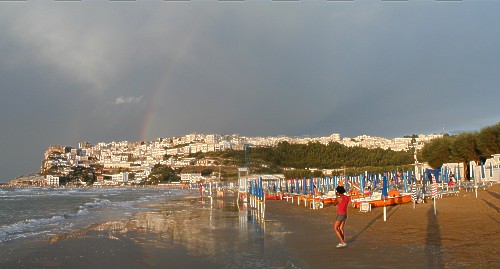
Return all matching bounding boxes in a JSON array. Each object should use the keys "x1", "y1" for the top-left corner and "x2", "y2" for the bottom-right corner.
[{"x1": 1, "y1": 1, "x2": 499, "y2": 181}]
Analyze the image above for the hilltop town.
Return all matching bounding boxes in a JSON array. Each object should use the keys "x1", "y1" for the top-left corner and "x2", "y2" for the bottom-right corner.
[{"x1": 10, "y1": 133, "x2": 442, "y2": 187}]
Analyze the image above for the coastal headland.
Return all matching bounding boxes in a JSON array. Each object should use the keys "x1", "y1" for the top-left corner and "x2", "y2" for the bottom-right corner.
[{"x1": 1, "y1": 185, "x2": 498, "y2": 268}]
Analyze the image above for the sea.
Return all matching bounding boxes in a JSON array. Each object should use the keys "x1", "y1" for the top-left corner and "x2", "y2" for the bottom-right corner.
[
  {"x1": 0, "y1": 187, "x2": 303, "y2": 268},
  {"x1": 0, "y1": 187, "x2": 185, "y2": 244}
]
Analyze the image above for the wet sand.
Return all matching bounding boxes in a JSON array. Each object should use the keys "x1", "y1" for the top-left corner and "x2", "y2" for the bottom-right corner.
[
  {"x1": 1, "y1": 195, "x2": 301, "y2": 268},
  {"x1": 1, "y1": 186, "x2": 498, "y2": 268}
]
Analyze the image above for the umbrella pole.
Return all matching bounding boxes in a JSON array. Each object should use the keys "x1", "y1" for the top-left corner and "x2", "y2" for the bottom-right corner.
[
  {"x1": 383, "y1": 201, "x2": 387, "y2": 222},
  {"x1": 433, "y1": 197, "x2": 437, "y2": 215}
]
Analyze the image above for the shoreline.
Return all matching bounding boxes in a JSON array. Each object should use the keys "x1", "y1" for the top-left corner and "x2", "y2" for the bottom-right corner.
[{"x1": 1, "y1": 186, "x2": 498, "y2": 268}]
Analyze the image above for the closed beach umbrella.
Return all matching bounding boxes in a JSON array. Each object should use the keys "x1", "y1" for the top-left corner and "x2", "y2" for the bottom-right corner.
[
  {"x1": 250, "y1": 180, "x2": 254, "y2": 197},
  {"x1": 403, "y1": 171, "x2": 408, "y2": 192},
  {"x1": 360, "y1": 173, "x2": 365, "y2": 195},
  {"x1": 490, "y1": 163, "x2": 493, "y2": 178},
  {"x1": 411, "y1": 183, "x2": 417, "y2": 201},
  {"x1": 470, "y1": 162, "x2": 474, "y2": 179},
  {"x1": 259, "y1": 177, "x2": 263, "y2": 199},
  {"x1": 441, "y1": 166, "x2": 448, "y2": 183},
  {"x1": 302, "y1": 177, "x2": 307, "y2": 194},
  {"x1": 345, "y1": 175, "x2": 349, "y2": 192},
  {"x1": 326, "y1": 177, "x2": 330, "y2": 193},
  {"x1": 432, "y1": 181, "x2": 438, "y2": 199},
  {"x1": 251, "y1": 180, "x2": 255, "y2": 197},
  {"x1": 382, "y1": 174, "x2": 389, "y2": 200},
  {"x1": 309, "y1": 178, "x2": 314, "y2": 195},
  {"x1": 481, "y1": 162, "x2": 485, "y2": 179}
]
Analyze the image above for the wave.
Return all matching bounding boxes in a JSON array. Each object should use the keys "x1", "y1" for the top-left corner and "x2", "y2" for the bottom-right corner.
[
  {"x1": 0, "y1": 215, "x2": 65, "y2": 243},
  {"x1": 0, "y1": 188, "x2": 187, "y2": 243}
]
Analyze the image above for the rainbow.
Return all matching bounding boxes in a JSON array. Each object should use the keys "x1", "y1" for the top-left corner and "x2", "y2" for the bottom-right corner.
[{"x1": 138, "y1": 27, "x2": 199, "y2": 141}]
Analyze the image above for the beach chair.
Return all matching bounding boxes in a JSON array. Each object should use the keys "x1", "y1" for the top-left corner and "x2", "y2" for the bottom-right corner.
[
  {"x1": 323, "y1": 191, "x2": 336, "y2": 198},
  {"x1": 359, "y1": 202, "x2": 371, "y2": 212},
  {"x1": 463, "y1": 182, "x2": 475, "y2": 192},
  {"x1": 439, "y1": 185, "x2": 459, "y2": 198}
]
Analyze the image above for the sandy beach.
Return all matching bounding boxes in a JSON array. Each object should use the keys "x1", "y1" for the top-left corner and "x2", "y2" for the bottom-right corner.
[
  {"x1": 1, "y1": 185, "x2": 498, "y2": 269},
  {"x1": 267, "y1": 185, "x2": 499, "y2": 269}
]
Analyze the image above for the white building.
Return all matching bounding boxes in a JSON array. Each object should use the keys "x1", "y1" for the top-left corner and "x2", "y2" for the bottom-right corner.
[
  {"x1": 180, "y1": 173, "x2": 202, "y2": 184},
  {"x1": 109, "y1": 172, "x2": 129, "y2": 184},
  {"x1": 45, "y1": 175, "x2": 60, "y2": 186}
]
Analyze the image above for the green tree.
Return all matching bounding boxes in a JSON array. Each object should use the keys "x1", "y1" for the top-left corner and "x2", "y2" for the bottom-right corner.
[
  {"x1": 67, "y1": 166, "x2": 97, "y2": 185},
  {"x1": 147, "y1": 164, "x2": 179, "y2": 184},
  {"x1": 421, "y1": 136, "x2": 455, "y2": 168},
  {"x1": 200, "y1": 168, "x2": 213, "y2": 177},
  {"x1": 450, "y1": 132, "x2": 479, "y2": 163},
  {"x1": 476, "y1": 123, "x2": 500, "y2": 159}
]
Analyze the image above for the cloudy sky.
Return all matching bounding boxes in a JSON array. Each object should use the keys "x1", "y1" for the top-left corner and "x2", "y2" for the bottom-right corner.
[{"x1": 1, "y1": 1, "x2": 499, "y2": 181}]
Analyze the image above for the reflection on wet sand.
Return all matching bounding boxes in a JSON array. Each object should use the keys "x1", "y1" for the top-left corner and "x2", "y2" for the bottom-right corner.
[{"x1": 48, "y1": 196, "x2": 292, "y2": 266}]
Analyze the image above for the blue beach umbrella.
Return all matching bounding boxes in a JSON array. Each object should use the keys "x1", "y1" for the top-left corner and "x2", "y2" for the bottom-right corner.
[
  {"x1": 440, "y1": 167, "x2": 445, "y2": 183},
  {"x1": 444, "y1": 167, "x2": 448, "y2": 183},
  {"x1": 334, "y1": 176, "x2": 338, "y2": 189},
  {"x1": 255, "y1": 180, "x2": 259, "y2": 197},
  {"x1": 250, "y1": 180, "x2": 254, "y2": 197},
  {"x1": 254, "y1": 180, "x2": 258, "y2": 197},
  {"x1": 345, "y1": 175, "x2": 349, "y2": 192},
  {"x1": 403, "y1": 171, "x2": 408, "y2": 192},
  {"x1": 257, "y1": 179, "x2": 260, "y2": 198},
  {"x1": 360, "y1": 173, "x2": 365, "y2": 195},
  {"x1": 481, "y1": 162, "x2": 485, "y2": 179},
  {"x1": 251, "y1": 180, "x2": 255, "y2": 197},
  {"x1": 382, "y1": 174, "x2": 389, "y2": 200},
  {"x1": 295, "y1": 178, "x2": 299, "y2": 194},
  {"x1": 254, "y1": 179, "x2": 258, "y2": 197},
  {"x1": 285, "y1": 179, "x2": 289, "y2": 193},
  {"x1": 302, "y1": 177, "x2": 306, "y2": 195},
  {"x1": 310, "y1": 177, "x2": 314, "y2": 195},
  {"x1": 326, "y1": 177, "x2": 330, "y2": 193},
  {"x1": 490, "y1": 163, "x2": 493, "y2": 177},
  {"x1": 259, "y1": 178, "x2": 264, "y2": 198}
]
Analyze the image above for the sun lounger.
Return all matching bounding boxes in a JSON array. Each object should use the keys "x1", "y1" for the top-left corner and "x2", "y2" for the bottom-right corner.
[{"x1": 359, "y1": 202, "x2": 371, "y2": 212}]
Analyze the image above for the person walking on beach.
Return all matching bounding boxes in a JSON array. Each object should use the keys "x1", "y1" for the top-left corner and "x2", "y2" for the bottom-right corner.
[{"x1": 332, "y1": 186, "x2": 349, "y2": 248}]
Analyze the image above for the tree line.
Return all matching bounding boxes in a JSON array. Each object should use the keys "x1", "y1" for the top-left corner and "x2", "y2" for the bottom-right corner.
[
  {"x1": 420, "y1": 122, "x2": 500, "y2": 169},
  {"x1": 199, "y1": 140, "x2": 415, "y2": 179}
]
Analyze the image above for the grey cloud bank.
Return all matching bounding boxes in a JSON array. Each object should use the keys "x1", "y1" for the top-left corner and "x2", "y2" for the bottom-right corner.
[{"x1": 1, "y1": 1, "x2": 499, "y2": 181}]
